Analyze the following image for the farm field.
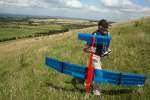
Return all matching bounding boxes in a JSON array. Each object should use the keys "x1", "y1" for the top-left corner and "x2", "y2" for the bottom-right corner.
[
  {"x1": 0, "y1": 17, "x2": 150, "y2": 100},
  {"x1": 0, "y1": 17, "x2": 96, "y2": 42}
]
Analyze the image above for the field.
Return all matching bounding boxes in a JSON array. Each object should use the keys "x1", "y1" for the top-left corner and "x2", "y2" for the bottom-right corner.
[
  {"x1": 0, "y1": 17, "x2": 150, "y2": 100},
  {"x1": 0, "y1": 17, "x2": 96, "y2": 42}
]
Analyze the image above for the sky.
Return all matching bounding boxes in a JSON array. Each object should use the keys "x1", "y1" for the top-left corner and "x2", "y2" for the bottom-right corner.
[{"x1": 0, "y1": 0, "x2": 150, "y2": 21}]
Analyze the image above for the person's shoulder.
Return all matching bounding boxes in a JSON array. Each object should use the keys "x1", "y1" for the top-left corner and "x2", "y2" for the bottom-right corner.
[{"x1": 92, "y1": 30, "x2": 99, "y2": 34}]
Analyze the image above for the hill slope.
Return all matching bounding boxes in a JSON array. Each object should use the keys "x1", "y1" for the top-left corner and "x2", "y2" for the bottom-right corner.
[{"x1": 0, "y1": 17, "x2": 150, "y2": 100}]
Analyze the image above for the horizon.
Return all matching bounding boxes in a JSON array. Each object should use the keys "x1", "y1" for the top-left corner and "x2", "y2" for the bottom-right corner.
[{"x1": 0, "y1": 0, "x2": 150, "y2": 21}]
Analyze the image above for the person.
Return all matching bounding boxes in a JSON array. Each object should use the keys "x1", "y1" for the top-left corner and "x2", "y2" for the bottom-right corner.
[
  {"x1": 83, "y1": 19, "x2": 111, "y2": 96},
  {"x1": 84, "y1": 19, "x2": 111, "y2": 57}
]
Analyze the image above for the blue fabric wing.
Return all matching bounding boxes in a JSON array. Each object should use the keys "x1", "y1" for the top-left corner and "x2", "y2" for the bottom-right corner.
[
  {"x1": 45, "y1": 57, "x2": 63, "y2": 73},
  {"x1": 45, "y1": 57, "x2": 86, "y2": 79},
  {"x1": 78, "y1": 33, "x2": 111, "y2": 45},
  {"x1": 120, "y1": 73, "x2": 146, "y2": 86},
  {"x1": 93, "y1": 69, "x2": 146, "y2": 86},
  {"x1": 63, "y1": 62, "x2": 86, "y2": 79},
  {"x1": 94, "y1": 69, "x2": 120, "y2": 85},
  {"x1": 46, "y1": 57, "x2": 146, "y2": 86}
]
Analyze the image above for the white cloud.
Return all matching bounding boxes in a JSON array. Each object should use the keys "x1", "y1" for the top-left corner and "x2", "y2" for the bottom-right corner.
[
  {"x1": 0, "y1": 0, "x2": 105, "y2": 12},
  {"x1": 0, "y1": 0, "x2": 84, "y2": 9},
  {"x1": 88, "y1": 5, "x2": 110, "y2": 13},
  {"x1": 101, "y1": 0, "x2": 140, "y2": 10},
  {"x1": 0, "y1": 0, "x2": 48, "y2": 8},
  {"x1": 101, "y1": 0, "x2": 150, "y2": 14},
  {"x1": 0, "y1": 0, "x2": 83, "y2": 9},
  {"x1": 89, "y1": 5, "x2": 100, "y2": 12},
  {"x1": 0, "y1": 0, "x2": 149, "y2": 21},
  {"x1": 61, "y1": 0, "x2": 83, "y2": 8},
  {"x1": 101, "y1": 0, "x2": 134, "y2": 8}
]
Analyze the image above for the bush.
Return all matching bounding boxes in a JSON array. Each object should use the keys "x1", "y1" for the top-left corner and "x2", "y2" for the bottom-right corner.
[
  {"x1": 134, "y1": 20, "x2": 143, "y2": 27},
  {"x1": 35, "y1": 28, "x2": 69, "y2": 36}
]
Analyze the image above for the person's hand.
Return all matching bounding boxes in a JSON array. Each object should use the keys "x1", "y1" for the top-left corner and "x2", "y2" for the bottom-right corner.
[{"x1": 89, "y1": 47, "x2": 96, "y2": 53}]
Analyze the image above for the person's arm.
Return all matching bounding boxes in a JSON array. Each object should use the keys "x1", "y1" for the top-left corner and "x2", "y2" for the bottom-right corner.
[
  {"x1": 83, "y1": 42, "x2": 96, "y2": 53},
  {"x1": 108, "y1": 31, "x2": 110, "y2": 35},
  {"x1": 83, "y1": 42, "x2": 90, "y2": 53},
  {"x1": 92, "y1": 30, "x2": 98, "y2": 35},
  {"x1": 83, "y1": 31, "x2": 97, "y2": 53}
]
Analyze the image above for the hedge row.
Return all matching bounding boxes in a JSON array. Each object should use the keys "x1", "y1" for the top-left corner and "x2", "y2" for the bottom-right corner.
[
  {"x1": 63, "y1": 24, "x2": 96, "y2": 29},
  {"x1": 0, "y1": 28, "x2": 69, "y2": 42},
  {"x1": 35, "y1": 28, "x2": 69, "y2": 36}
]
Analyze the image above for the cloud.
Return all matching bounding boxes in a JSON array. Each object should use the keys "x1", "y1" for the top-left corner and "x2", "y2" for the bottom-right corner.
[
  {"x1": 88, "y1": 5, "x2": 100, "y2": 12},
  {"x1": 101, "y1": 0, "x2": 138, "y2": 11},
  {"x1": 0, "y1": 0, "x2": 106, "y2": 12},
  {"x1": 56, "y1": 0, "x2": 103, "y2": 13},
  {"x1": 0, "y1": 0, "x2": 149, "y2": 21},
  {"x1": 0, "y1": 0, "x2": 83, "y2": 9},
  {"x1": 101, "y1": 0, "x2": 150, "y2": 14},
  {"x1": 0, "y1": 0, "x2": 49, "y2": 8},
  {"x1": 101, "y1": 0, "x2": 135, "y2": 8},
  {"x1": 61, "y1": 0, "x2": 83, "y2": 8}
]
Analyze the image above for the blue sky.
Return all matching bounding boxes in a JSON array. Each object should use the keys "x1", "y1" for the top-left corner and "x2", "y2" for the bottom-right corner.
[
  {"x1": 132, "y1": 0, "x2": 150, "y2": 7},
  {"x1": 0, "y1": 0, "x2": 150, "y2": 21}
]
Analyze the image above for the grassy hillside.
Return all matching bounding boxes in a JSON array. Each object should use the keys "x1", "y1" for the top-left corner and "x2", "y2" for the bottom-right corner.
[{"x1": 0, "y1": 17, "x2": 150, "y2": 100}]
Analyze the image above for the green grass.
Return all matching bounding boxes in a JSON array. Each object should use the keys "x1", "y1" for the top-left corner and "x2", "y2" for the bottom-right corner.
[
  {"x1": 0, "y1": 22, "x2": 64, "y2": 41},
  {"x1": 0, "y1": 17, "x2": 150, "y2": 100}
]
